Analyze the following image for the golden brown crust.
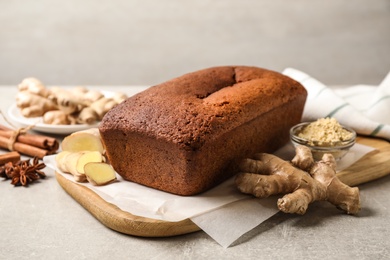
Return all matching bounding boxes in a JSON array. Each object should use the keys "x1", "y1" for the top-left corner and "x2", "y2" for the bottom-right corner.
[{"x1": 99, "y1": 66, "x2": 307, "y2": 195}]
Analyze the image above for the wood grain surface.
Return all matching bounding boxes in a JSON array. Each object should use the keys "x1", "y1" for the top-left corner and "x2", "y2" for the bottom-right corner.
[
  {"x1": 56, "y1": 136, "x2": 390, "y2": 237},
  {"x1": 337, "y1": 136, "x2": 390, "y2": 186}
]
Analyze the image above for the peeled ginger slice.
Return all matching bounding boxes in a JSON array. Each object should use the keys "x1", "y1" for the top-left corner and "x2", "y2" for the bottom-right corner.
[
  {"x1": 76, "y1": 151, "x2": 104, "y2": 174},
  {"x1": 84, "y1": 162, "x2": 117, "y2": 186}
]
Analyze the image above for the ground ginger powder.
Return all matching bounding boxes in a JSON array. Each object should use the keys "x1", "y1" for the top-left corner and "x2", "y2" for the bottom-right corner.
[{"x1": 298, "y1": 118, "x2": 353, "y2": 146}]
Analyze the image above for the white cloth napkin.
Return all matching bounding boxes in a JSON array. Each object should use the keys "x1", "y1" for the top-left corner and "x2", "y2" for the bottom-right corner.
[{"x1": 282, "y1": 68, "x2": 390, "y2": 141}]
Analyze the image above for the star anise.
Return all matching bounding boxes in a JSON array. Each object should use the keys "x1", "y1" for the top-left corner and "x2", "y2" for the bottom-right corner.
[{"x1": 0, "y1": 157, "x2": 46, "y2": 186}]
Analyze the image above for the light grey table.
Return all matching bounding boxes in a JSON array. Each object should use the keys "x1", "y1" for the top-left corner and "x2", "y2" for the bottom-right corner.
[{"x1": 1, "y1": 85, "x2": 389, "y2": 260}]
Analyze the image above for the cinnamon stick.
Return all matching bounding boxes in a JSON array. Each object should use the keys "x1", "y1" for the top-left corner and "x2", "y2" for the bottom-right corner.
[
  {"x1": 0, "y1": 151, "x2": 20, "y2": 165},
  {"x1": 0, "y1": 124, "x2": 59, "y2": 158},
  {"x1": 0, "y1": 129, "x2": 59, "y2": 152},
  {"x1": 0, "y1": 135, "x2": 51, "y2": 158}
]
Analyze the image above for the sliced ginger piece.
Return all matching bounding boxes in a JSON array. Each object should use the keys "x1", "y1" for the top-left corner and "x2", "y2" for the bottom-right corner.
[
  {"x1": 61, "y1": 128, "x2": 104, "y2": 153},
  {"x1": 55, "y1": 151, "x2": 87, "y2": 182},
  {"x1": 84, "y1": 162, "x2": 117, "y2": 186},
  {"x1": 76, "y1": 151, "x2": 104, "y2": 174},
  {"x1": 55, "y1": 150, "x2": 104, "y2": 182}
]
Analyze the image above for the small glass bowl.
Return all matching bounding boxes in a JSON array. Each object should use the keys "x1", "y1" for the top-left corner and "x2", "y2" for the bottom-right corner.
[{"x1": 290, "y1": 122, "x2": 356, "y2": 161}]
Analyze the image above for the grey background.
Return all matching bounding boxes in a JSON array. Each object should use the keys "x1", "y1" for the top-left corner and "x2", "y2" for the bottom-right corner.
[{"x1": 1, "y1": 0, "x2": 390, "y2": 86}]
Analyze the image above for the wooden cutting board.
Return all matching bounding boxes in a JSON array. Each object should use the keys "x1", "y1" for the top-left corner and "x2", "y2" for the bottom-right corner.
[{"x1": 56, "y1": 136, "x2": 390, "y2": 237}]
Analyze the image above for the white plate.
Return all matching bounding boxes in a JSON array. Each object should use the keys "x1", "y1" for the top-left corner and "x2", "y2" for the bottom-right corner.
[{"x1": 7, "y1": 103, "x2": 99, "y2": 135}]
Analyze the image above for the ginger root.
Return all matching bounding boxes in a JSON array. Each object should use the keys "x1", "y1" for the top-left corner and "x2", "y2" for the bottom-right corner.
[
  {"x1": 16, "y1": 91, "x2": 58, "y2": 117},
  {"x1": 15, "y1": 78, "x2": 127, "y2": 125},
  {"x1": 43, "y1": 110, "x2": 77, "y2": 125},
  {"x1": 235, "y1": 145, "x2": 360, "y2": 215},
  {"x1": 89, "y1": 97, "x2": 118, "y2": 120},
  {"x1": 18, "y1": 77, "x2": 50, "y2": 97},
  {"x1": 61, "y1": 128, "x2": 105, "y2": 153}
]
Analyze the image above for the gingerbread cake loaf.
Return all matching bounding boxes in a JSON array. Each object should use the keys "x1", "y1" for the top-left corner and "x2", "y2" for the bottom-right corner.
[{"x1": 99, "y1": 66, "x2": 307, "y2": 195}]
